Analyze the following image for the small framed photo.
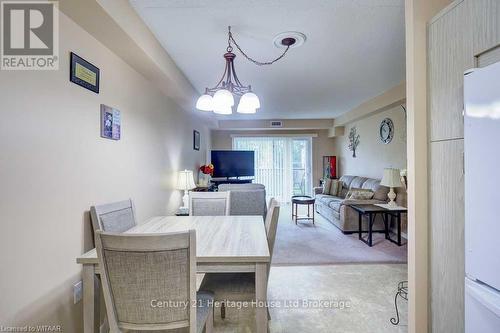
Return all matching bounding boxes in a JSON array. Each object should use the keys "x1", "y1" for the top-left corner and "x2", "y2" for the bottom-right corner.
[
  {"x1": 100, "y1": 104, "x2": 121, "y2": 140},
  {"x1": 70, "y1": 52, "x2": 100, "y2": 93},
  {"x1": 193, "y1": 130, "x2": 200, "y2": 151}
]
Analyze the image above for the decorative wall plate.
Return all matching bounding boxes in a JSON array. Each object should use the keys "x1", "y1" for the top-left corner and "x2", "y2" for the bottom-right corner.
[{"x1": 380, "y1": 118, "x2": 394, "y2": 144}]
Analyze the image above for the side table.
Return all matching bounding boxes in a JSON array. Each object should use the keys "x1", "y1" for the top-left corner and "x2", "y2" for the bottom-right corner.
[
  {"x1": 350, "y1": 204, "x2": 388, "y2": 247},
  {"x1": 374, "y1": 204, "x2": 407, "y2": 246},
  {"x1": 291, "y1": 195, "x2": 315, "y2": 225}
]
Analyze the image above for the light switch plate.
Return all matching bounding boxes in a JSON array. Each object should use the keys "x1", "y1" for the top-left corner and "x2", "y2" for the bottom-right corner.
[{"x1": 73, "y1": 280, "x2": 83, "y2": 304}]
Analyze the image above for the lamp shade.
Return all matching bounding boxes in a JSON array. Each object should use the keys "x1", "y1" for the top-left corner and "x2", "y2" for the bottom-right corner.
[
  {"x1": 213, "y1": 104, "x2": 233, "y2": 115},
  {"x1": 380, "y1": 168, "x2": 402, "y2": 188},
  {"x1": 196, "y1": 94, "x2": 213, "y2": 111},
  {"x1": 236, "y1": 101, "x2": 256, "y2": 114},
  {"x1": 176, "y1": 170, "x2": 196, "y2": 191},
  {"x1": 212, "y1": 89, "x2": 234, "y2": 108},
  {"x1": 239, "y1": 92, "x2": 260, "y2": 108}
]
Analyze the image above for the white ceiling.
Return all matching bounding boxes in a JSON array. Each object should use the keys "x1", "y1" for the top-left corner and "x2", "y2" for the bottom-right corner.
[{"x1": 130, "y1": 0, "x2": 405, "y2": 120}]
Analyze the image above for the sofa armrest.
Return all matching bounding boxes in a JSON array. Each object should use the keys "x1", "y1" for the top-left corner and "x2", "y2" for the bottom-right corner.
[{"x1": 313, "y1": 187, "x2": 323, "y2": 195}]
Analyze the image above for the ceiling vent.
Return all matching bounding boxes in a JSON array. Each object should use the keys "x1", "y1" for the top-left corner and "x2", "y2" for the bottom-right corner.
[{"x1": 270, "y1": 120, "x2": 283, "y2": 128}]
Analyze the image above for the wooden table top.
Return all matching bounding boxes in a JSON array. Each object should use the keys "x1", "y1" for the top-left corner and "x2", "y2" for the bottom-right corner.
[{"x1": 76, "y1": 215, "x2": 270, "y2": 265}]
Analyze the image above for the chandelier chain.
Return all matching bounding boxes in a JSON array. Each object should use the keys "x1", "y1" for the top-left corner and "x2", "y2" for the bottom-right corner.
[{"x1": 228, "y1": 27, "x2": 290, "y2": 66}]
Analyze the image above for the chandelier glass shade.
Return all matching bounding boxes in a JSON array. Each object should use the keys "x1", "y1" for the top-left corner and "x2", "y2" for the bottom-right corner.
[
  {"x1": 237, "y1": 92, "x2": 261, "y2": 114},
  {"x1": 213, "y1": 89, "x2": 234, "y2": 108},
  {"x1": 196, "y1": 26, "x2": 294, "y2": 115},
  {"x1": 195, "y1": 94, "x2": 213, "y2": 111},
  {"x1": 213, "y1": 105, "x2": 233, "y2": 115}
]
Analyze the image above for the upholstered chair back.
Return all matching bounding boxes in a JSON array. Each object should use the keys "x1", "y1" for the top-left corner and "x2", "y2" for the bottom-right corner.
[
  {"x1": 218, "y1": 183, "x2": 267, "y2": 218},
  {"x1": 95, "y1": 230, "x2": 197, "y2": 333},
  {"x1": 264, "y1": 198, "x2": 280, "y2": 261},
  {"x1": 189, "y1": 192, "x2": 231, "y2": 216},
  {"x1": 90, "y1": 199, "x2": 136, "y2": 233}
]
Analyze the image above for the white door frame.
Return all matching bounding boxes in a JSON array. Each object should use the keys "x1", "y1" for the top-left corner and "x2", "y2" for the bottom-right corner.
[{"x1": 405, "y1": 1, "x2": 454, "y2": 332}]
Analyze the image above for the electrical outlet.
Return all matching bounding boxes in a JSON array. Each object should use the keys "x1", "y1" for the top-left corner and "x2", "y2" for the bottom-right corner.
[{"x1": 73, "y1": 280, "x2": 83, "y2": 304}]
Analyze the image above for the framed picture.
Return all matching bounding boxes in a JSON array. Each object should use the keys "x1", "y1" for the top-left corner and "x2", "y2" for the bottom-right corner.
[
  {"x1": 70, "y1": 52, "x2": 100, "y2": 93},
  {"x1": 193, "y1": 130, "x2": 200, "y2": 151},
  {"x1": 323, "y1": 156, "x2": 337, "y2": 179},
  {"x1": 100, "y1": 104, "x2": 121, "y2": 140}
]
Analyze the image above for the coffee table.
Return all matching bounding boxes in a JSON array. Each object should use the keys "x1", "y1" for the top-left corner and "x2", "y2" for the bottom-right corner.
[{"x1": 291, "y1": 195, "x2": 315, "y2": 225}]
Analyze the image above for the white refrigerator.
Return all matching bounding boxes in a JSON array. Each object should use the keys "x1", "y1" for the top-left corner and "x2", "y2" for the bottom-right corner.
[{"x1": 464, "y1": 61, "x2": 500, "y2": 332}]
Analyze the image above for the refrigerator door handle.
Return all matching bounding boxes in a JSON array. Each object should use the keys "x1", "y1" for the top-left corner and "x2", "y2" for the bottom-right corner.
[{"x1": 466, "y1": 278, "x2": 500, "y2": 318}]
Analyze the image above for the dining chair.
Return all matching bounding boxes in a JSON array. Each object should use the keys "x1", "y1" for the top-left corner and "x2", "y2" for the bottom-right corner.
[
  {"x1": 90, "y1": 199, "x2": 137, "y2": 233},
  {"x1": 199, "y1": 198, "x2": 280, "y2": 319},
  {"x1": 264, "y1": 198, "x2": 280, "y2": 262},
  {"x1": 95, "y1": 230, "x2": 214, "y2": 333},
  {"x1": 189, "y1": 192, "x2": 231, "y2": 216},
  {"x1": 218, "y1": 183, "x2": 267, "y2": 218}
]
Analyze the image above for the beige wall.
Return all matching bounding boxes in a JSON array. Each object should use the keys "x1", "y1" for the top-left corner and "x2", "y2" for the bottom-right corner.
[
  {"x1": 333, "y1": 82, "x2": 406, "y2": 126},
  {"x1": 333, "y1": 105, "x2": 407, "y2": 180},
  {"x1": 211, "y1": 129, "x2": 335, "y2": 186},
  {"x1": 0, "y1": 12, "x2": 210, "y2": 331}
]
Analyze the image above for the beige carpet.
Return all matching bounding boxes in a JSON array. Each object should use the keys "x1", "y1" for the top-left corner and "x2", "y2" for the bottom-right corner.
[
  {"x1": 212, "y1": 264, "x2": 408, "y2": 333},
  {"x1": 272, "y1": 204, "x2": 407, "y2": 265}
]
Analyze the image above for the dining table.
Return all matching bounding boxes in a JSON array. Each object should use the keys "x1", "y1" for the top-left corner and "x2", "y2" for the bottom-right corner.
[{"x1": 76, "y1": 215, "x2": 270, "y2": 333}]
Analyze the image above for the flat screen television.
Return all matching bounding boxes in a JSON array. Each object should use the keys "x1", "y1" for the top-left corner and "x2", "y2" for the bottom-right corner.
[{"x1": 211, "y1": 150, "x2": 255, "y2": 178}]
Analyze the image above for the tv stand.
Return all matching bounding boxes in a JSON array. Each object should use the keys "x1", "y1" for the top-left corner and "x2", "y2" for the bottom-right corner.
[{"x1": 210, "y1": 178, "x2": 254, "y2": 187}]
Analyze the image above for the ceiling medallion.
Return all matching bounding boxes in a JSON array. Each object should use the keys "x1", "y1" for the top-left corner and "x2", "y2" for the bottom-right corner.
[{"x1": 196, "y1": 26, "x2": 300, "y2": 115}]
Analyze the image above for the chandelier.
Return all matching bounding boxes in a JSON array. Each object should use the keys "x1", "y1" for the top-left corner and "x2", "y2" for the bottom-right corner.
[{"x1": 196, "y1": 26, "x2": 297, "y2": 115}]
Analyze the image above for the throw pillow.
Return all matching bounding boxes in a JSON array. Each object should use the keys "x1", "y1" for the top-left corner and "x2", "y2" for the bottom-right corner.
[
  {"x1": 329, "y1": 180, "x2": 341, "y2": 196},
  {"x1": 336, "y1": 181, "x2": 344, "y2": 196},
  {"x1": 322, "y1": 179, "x2": 332, "y2": 194},
  {"x1": 346, "y1": 188, "x2": 374, "y2": 200}
]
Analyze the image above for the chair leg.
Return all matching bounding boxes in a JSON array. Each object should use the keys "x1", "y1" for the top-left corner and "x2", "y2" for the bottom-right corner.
[
  {"x1": 205, "y1": 306, "x2": 214, "y2": 333},
  {"x1": 221, "y1": 301, "x2": 226, "y2": 319},
  {"x1": 213, "y1": 302, "x2": 215, "y2": 322}
]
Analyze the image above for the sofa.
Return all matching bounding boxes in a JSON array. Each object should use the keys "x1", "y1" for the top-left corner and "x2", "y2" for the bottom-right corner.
[
  {"x1": 314, "y1": 175, "x2": 392, "y2": 233},
  {"x1": 218, "y1": 183, "x2": 267, "y2": 218}
]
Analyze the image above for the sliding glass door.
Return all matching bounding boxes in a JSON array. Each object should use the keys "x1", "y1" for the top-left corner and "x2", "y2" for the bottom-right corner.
[
  {"x1": 233, "y1": 136, "x2": 312, "y2": 202},
  {"x1": 291, "y1": 138, "x2": 312, "y2": 197}
]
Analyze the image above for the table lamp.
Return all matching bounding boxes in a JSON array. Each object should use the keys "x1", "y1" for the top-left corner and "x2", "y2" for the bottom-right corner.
[
  {"x1": 176, "y1": 170, "x2": 196, "y2": 209},
  {"x1": 380, "y1": 168, "x2": 403, "y2": 208}
]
